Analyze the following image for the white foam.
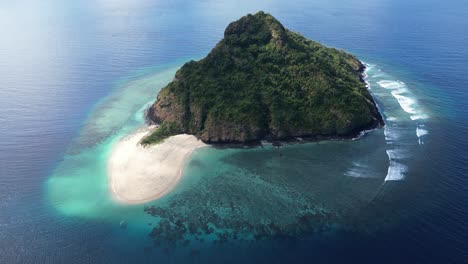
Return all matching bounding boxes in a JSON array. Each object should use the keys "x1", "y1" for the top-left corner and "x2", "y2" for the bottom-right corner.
[
  {"x1": 364, "y1": 63, "x2": 376, "y2": 70},
  {"x1": 386, "y1": 148, "x2": 410, "y2": 159},
  {"x1": 416, "y1": 126, "x2": 428, "y2": 137},
  {"x1": 384, "y1": 149, "x2": 407, "y2": 181},
  {"x1": 365, "y1": 80, "x2": 371, "y2": 89},
  {"x1": 384, "y1": 127, "x2": 400, "y2": 142},
  {"x1": 385, "y1": 161, "x2": 407, "y2": 181},
  {"x1": 416, "y1": 126, "x2": 428, "y2": 145},
  {"x1": 345, "y1": 169, "x2": 363, "y2": 178},
  {"x1": 345, "y1": 162, "x2": 373, "y2": 178},
  {"x1": 377, "y1": 80, "x2": 429, "y2": 121},
  {"x1": 353, "y1": 126, "x2": 378, "y2": 140},
  {"x1": 377, "y1": 80, "x2": 405, "y2": 89},
  {"x1": 372, "y1": 75, "x2": 429, "y2": 181},
  {"x1": 371, "y1": 73, "x2": 384, "y2": 78},
  {"x1": 391, "y1": 92, "x2": 418, "y2": 115},
  {"x1": 409, "y1": 113, "x2": 430, "y2": 120}
]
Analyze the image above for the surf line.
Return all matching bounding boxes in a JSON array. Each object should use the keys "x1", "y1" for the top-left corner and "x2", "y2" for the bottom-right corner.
[{"x1": 366, "y1": 64, "x2": 429, "y2": 181}]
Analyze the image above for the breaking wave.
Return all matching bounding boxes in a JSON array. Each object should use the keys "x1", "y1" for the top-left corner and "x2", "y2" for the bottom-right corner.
[
  {"x1": 377, "y1": 80, "x2": 429, "y2": 121},
  {"x1": 365, "y1": 64, "x2": 430, "y2": 181},
  {"x1": 385, "y1": 150, "x2": 408, "y2": 181},
  {"x1": 416, "y1": 125, "x2": 429, "y2": 145}
]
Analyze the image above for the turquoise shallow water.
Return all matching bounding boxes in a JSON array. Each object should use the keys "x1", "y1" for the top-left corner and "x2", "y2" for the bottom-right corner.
[
  {"x1": 46, "y1": 66, "x2": 178, "y2": 219},
  {"x1": 44, "y1": 61, "x2": 429, "y2": 254},
  {"x1": 1, "y1": 0, "x2": 467, "y2": 263}
]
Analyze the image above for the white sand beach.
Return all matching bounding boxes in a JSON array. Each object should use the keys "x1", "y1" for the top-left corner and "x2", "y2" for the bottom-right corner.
[{"x1": 108, "y1": 127, "x2": 207, "y2": 204}]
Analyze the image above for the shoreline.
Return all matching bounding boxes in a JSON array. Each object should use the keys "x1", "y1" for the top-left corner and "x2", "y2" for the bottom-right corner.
[
  {"x1": 204, "y1": 125, "x2": 383, "y2": 149},
  {"x1": 107, "y1": 126, "x2": 207, "y2": 205}
]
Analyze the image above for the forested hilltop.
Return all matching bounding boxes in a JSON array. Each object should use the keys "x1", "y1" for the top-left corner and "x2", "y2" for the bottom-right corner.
[{"x1": 146, "y1": 11, "x2": 383, "y2": 144}]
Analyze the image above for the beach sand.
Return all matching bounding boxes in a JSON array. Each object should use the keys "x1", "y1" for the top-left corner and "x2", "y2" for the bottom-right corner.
[{"x1": 108, "y1": 127, "x2": 207, "y2": 204}]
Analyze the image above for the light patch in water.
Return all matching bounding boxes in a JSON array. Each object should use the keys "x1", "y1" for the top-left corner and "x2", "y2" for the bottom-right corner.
[
  {"x1": 46, "y1": 66, "x2": 179, "y2": 220},
  {"x1": 371, "y1": 73, "x2": 384, "y2": 78},
  {"x1": 134, "y1": 100, "x2": 154, "y2": 122},
  {"x1": 345, "y1": 162, "x2": 371, "y2": 178},
  {"x1": 385, "y1": 160, "x2": 407, "y2": 181},
  {"x1": 416, "y1": 126, "x2": 429, "y2": 137},
  {"x1": 384, "y1": 127, "x2": 400, "y2": 142},
  {"x1": 377, "y1": 80, "x2": 405, "y2": 89},
  {"x1": 384, "y1": 149, "x2": 407, "y2": 181},
  {"x1": 416, "y1": 125, "x2": 429, "y2": 145}
]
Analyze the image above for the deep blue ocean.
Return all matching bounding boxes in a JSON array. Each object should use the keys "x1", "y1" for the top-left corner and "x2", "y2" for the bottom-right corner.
[{"x1": 1, "y1": 0, "x2": 467, "y2": 263}]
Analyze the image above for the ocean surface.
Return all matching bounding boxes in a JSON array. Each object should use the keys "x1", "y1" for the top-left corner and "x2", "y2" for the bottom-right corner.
[{"x1": 1, "y1": 0, "x2": 467, "y2": 263}]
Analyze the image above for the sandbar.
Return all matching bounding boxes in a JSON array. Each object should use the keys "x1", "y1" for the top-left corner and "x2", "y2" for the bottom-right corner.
[{"x1": 108, "y1": 127, "x2": 206, "y2": 204}]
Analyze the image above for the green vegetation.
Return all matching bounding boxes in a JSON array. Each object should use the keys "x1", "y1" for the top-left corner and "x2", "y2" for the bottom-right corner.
[
  {"x1": 147, "y1": 11, "x2": 383, "y2": 143},
  {"x1": 141, "y1": 121, "x2": 181, "y2": 145}
]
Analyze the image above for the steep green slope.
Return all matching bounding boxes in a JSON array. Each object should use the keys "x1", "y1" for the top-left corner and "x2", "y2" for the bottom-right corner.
[{"x1": 146, "y1": 11, "x2": 383, "y2": 144}]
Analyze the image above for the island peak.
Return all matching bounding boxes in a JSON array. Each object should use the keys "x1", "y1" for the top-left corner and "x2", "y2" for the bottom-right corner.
[{"x1": 223, "y1": 11, "x2": 287, "y2": 48}]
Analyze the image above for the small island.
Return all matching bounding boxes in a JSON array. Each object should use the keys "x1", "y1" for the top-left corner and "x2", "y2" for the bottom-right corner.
[
  {"x1": 147, "y1": 11, "x2": 383, "y2": 144},
  {"x1": 108, "y1": 11, "x2": 383, "y2": 204}
]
